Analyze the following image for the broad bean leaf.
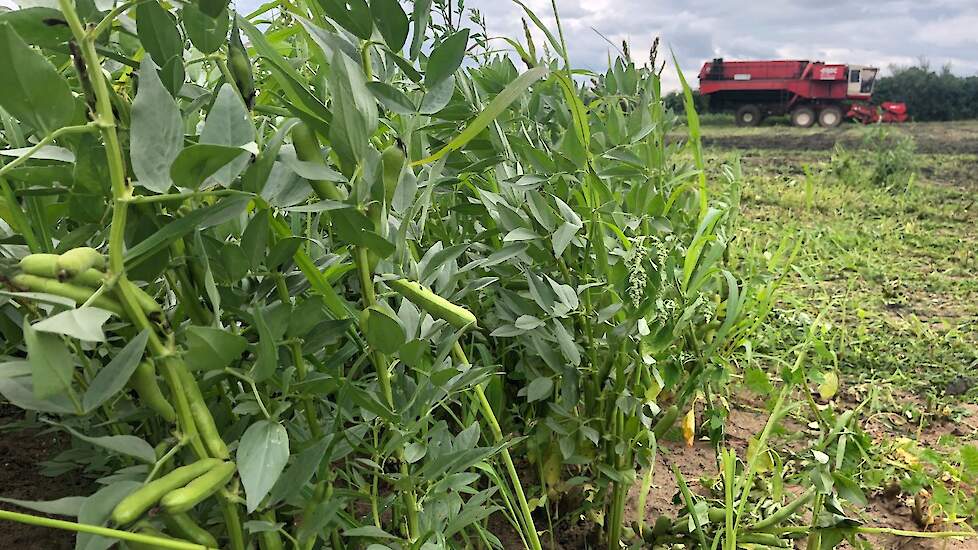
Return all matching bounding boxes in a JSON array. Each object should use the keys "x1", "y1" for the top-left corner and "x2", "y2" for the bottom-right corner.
[
  {"x1": 238, "y1": 420, "x2": 290, "y2": 513},
  {"x1": 83, "y1": 330, "x2": 150, "y2": 413},
  {"x1": 24, "y1": 320, "x2": 73, "y2": 400},
  {"x1": 424, "y1": 29, "x2": 469, "y2": 88},
  {"x1": 0, "y1": 23, "x2": 74, "y2": 134},
  {"x1": 130, "y1": 55, "x2": 184, "y2": 193}
]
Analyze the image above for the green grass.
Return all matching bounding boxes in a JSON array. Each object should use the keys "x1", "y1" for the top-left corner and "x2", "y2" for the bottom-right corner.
[{"x1": 727, "y1": 146, "x2": 978, "y2": 402}]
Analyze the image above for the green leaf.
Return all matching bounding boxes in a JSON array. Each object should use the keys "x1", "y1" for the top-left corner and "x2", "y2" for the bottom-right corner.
[
  {"x1": 370, "y1": 0, "x2": 408, "y2": 51},
  {"x1": 0, "y1": 23, "x2": 74, "y2": 134},
  {"x1": 268, "y1": 436, "x2": 329, "y2": 505},
  {"x1": 961, "y1": 445, "x2": 978, "y2": 479},
  {"x1": 32, "y1": 307, "x2": 112, "y2": 342},
  {"x1": 250, "y1": 306, "x2": 277, "y2": 382},
  {"x1": 424, "y1": 29, "x2": 469, "y2": 88},
  {"x1": 60, "y1": 424, "x2": 156, "y2": 464},
  {"x1": 76, "y1": 481, "x2": 142, "y2": 550},
  {"x1": 832, "y1": 472, "x2": 868, "y2": 507},
  {"x1": 184, "y1": 326, "x2": 247, "y2": 372},
  {"x1": 199, "y1": 0, "x2": 230, "y2": 17},
  {"x1": 83, "y1": 330, "x2": 149, "y2": 413},
  {"x1": 135, "y1": 1, "x2": 183, "y2": 77},
  {"x1": 526, "y1": 376, "x2": 553, "y2": 402},
  {"x1": 364, "y1": 305, "x2": 406, "y2": 354},
  {"x1": 0, "y1": 376, "x2": 75, "y2": 413},
  {"x1": 418, "y1": 74, "x2": 454, "y2": 115},
  {"x1": 744, "y1": 366, "x2": 773, "y2": 395},
  {"x1": 409, "y1": 0, "x2": 432, "y2": 60},
  {"x1": 326, "y1": 49, "x2": 377, "y2": 167},
  {"x1": 183, "y1": 4, "x2": 229, "y2": 54},
  {"x1": 158, "y1": 54, "x2": 186, "y2": 97},
  {"x1": 240, "y1": 209, "x2": 270, "y2": 270},
  {"x1": 200, "y1": 83, "x2": 256, "y2": 187},
  {"x1": 0, "y1": 496, "x2": 85, "y2": 517},
  {"x1": 0, "y1": 145, "x2": 74, "y2": 162},
  {"x1": 365, "y1": 81, "x2": 416, "y2": 114},
  {"x1": 344, "y1": 526, "x2": 398, "y2": 539},
  {"x1": 170, "y1": 143, "x2": 247, "y2": 190},
  {"x1": 503, "y1": 228, "x2": 538, "y2": 242},
  {"x1": 238, "y1": 420, "x2": 290, "y2": 513},
  {"x1": 125, "y1": 194, "x2": 250, "y2": 268},
  {"x1": 412, "y1": 65, "x2": 549, "y2": 166},
  {"x1": 319, "y1": 0, "x2": 372, "y2": 40},
  {"x1": 239, "y1": 18, "x2": 332, "y2": 129},
  {"x1": 24, "y1": 319, "x2": 73, "y2": 400},
  {"x1": 0, "y1": 8, "x2": 71, "y2": 50}
]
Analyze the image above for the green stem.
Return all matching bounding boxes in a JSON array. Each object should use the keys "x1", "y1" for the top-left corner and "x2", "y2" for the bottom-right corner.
[
  {"x1": 273, "y1": 275, "x2": 322, "y2": 438},
  {"x1": 354, "y1": 247, "x2": 420, "y2": 541},
  {"x1": 0, "y1": 509, "x2": 208, "y2": 549},
  {"x1": 0, "y1": 123, "x2": 96, "y2": 179},
  {"x1": 452, "y1": 342, "x2": 542, "y2": 550},
  {"x1": 126, "y1": 189, "x2": 245, "y2": 204}
]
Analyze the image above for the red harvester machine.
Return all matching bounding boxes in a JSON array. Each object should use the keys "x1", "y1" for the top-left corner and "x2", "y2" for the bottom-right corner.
[{"x1": 697, "y1": 58, "x2": 908, "y2": 127}]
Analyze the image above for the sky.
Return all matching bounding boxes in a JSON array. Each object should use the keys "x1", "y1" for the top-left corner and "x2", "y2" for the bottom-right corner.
[
  {"x1": 7, "y1": 0, "x2": 975, "y2": 92},
  {"x1": 459, "y1": 0, "x2": 978, "y2": 91}
]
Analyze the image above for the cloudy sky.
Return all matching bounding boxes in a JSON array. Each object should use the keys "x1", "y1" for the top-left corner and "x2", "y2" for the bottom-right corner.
[
  {"x1": 458, "y1": 0, "x2": 978, "y2": 90},
  {"x1": 9, "y1": 0, "x2": 974, "y2": 92}
]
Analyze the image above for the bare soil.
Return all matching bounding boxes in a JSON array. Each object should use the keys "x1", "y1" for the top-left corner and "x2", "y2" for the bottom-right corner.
[{"x1": 0, "y1": 406, "x2": 86, "y2": 549}]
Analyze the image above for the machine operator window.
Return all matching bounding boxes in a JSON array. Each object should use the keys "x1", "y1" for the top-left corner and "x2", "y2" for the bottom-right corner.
[
  {"x1": 849, "y1": 69, "x2": 860, "y2": 83},
  {"x1": 860, "y1": 69, "x2": 877, "y2": 93}
]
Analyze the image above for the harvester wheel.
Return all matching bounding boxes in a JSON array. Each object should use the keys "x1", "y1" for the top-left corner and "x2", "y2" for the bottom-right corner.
[
  {"x1": 790, "y1": 106, "x2": 815, "y2": 128},
  {"x1": 818, "y1": 106, "x2": 843, "y2": 127},
  {"x1": 735, "y1": 104, "x2": 762, "y2": 127}
]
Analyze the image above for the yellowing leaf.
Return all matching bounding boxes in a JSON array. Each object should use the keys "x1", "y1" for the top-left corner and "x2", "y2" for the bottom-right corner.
[
  {"x1": 681, "y1": 407, "x2": 696, "y2": 447},
  {"x1": 818, "y1": 371, "x2": 839, "y2": 400}
]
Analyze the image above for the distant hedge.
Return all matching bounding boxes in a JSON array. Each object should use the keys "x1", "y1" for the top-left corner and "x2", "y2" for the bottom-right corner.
[{"x1": 874, "y1": 63, "x2": 978, "y2": 121}]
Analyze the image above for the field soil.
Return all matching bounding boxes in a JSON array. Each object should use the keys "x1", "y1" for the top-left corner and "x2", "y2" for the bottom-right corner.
[{"x1": 0, "y1": 405, "x2": 86, "y2": 549}]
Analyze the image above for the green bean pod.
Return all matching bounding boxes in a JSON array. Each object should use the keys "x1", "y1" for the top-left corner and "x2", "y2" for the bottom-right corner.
[
  {"x1": 18, "y1": 253, "x2": 60, "y2": 278},
  {"x1": 11, "y1": 274, "x2": 125, "y2": 316},
  {"x1": 652, "y1": 405, "x2": 679, "y2": 439},
  {"x1": 291, "y1": 122, "x2": 343, "y2": 201},
  {"x1": 386, "y1": 278, "x2": 477, "y2": 330},
  {"x1": 380, "y1": 144, "x2": 405, "y2": 205},
  {"x1": 175, "y1": 364, "x2": 229, "y2": 460},
  {"x1": 160, "y1": 461, "x2": 237, "y2": 514},
  {"x1": 228, "y1": 18, "x2": 255, "y2": 108},
  {"x1": 129, "y1": 362, "x2": 177, "y2": 423},
  {"x1": 162, "y1": 512, "x2": 218, "y2": 547},
  {"x1": 56, "y1": 246, "x2": 104, "y2": 278},
  {"x1": 122, "y1": 284, "x2": 163, "y2": 316},
  {"x1": 111, "y1": 459, "x2": 223, "y2": 525},
  {"x1": 124, "y1": 526, "x2": 179, "y2": 550},
  {"x1": 749, "y1": 486, "x2": 816, "y2": 532}
]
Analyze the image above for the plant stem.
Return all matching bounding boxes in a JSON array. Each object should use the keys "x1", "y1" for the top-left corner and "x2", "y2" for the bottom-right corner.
[
  {"x1": 452, "y1": 342, "x2": 542, "y2": 550},
  {"x1": 354, "y1": 247, "x2": 420, "y2": 541},
  {"x1": 0, "y1": 123, "x2": 97, "y2": 179},
  {"x1": 0, "y1": 509, "x2": 209, "y2": 549}
]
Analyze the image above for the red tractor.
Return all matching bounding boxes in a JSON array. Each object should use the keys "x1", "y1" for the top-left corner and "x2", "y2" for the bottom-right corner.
[{"x1": 697, "y1": 58, "x2": 908, "y2": 127}]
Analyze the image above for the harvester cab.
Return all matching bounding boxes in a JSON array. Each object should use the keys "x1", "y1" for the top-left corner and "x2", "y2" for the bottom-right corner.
[{"x1": 846, "y1": 65, "x2": 879, "y2": 98}]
